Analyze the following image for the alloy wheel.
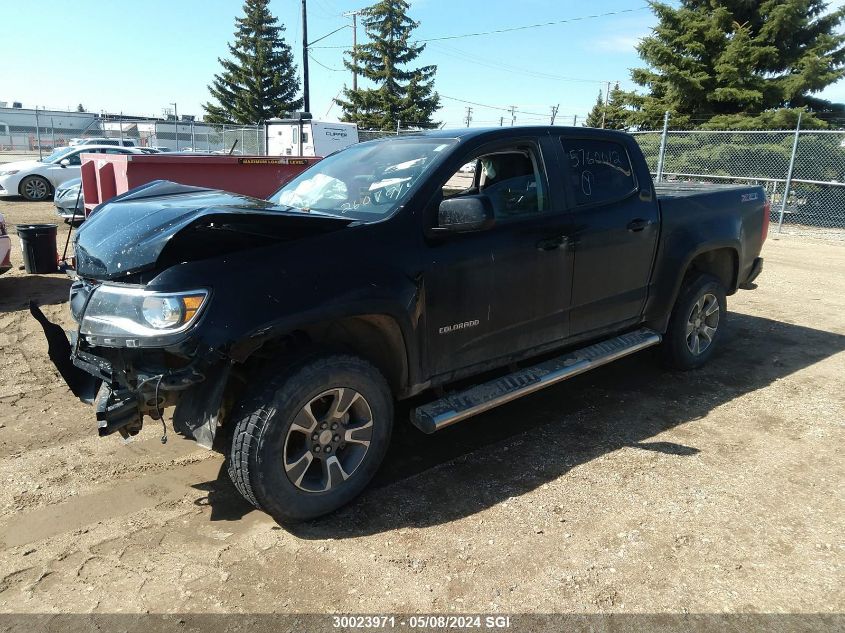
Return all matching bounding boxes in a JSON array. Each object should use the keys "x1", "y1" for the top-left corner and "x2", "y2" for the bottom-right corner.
[
  {"x1": 686, "y1": 292, "x2": 720, "y2": 355},
  {"x1": 23, "y1": 178, "x2": 49, "y2": 201},
  {"x1": 282, "y1": 387, "x2": 374, "y2": 493}
]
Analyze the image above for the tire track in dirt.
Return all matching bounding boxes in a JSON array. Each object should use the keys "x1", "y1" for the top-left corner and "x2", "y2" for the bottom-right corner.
[
  {"x1": 0, "y1": 457, "x2": 223, "y2": 548},
  {"x1": 0, "y1": 428, "x2": 217, "y2": 515}
]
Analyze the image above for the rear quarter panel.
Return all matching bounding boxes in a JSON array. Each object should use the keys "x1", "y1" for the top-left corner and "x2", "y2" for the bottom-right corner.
[{"x1": 644, "y1": 184, "x2": 766, "y2": 331}]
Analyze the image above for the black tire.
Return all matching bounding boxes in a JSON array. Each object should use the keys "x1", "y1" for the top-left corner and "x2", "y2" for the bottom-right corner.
[
  {"x1": 228, "y1": 353, "x2": 393, "y2": 522},
  {"x1": 662, "y1": 273, "x2": 727, "y2": 370},
  {"x1": 19, "y1": 175, "x2": 52, "y2": 201}
]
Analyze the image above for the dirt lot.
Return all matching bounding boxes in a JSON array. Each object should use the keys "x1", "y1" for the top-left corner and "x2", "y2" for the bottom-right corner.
[{"x1": 0, "y1": 198, "x2": 842, "y2": 616}]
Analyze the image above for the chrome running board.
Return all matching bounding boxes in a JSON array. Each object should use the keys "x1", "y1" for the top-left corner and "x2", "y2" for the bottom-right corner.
[{"x1": 412, "y1": 328, "x2": 662, "y2": 434}]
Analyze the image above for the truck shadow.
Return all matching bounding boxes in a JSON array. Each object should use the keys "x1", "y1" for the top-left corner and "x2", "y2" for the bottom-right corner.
[
  {"x1": 198, "y1": 313, "x2": 845, "y2": 534},
  {"x1": 0, "y1": 274, "x2": 71, "y2": 314}
]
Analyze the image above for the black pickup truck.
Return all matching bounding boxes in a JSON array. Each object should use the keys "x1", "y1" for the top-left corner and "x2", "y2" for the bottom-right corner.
[{"x1": 35, "y1": 127, "x2": 767, "y2": 521}]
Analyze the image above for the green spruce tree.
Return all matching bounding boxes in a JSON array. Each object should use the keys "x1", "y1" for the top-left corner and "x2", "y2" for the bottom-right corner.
[
  {"x1": 204, "y1": 0, "x2": 302, "y2": 124},
  {"x1": 336, "y1": 0, "x2": 440, "y2": 130},
  {"x1": 626, "y1": 1, "x2": 845, "y2": 129},
  {"x1": 585, "y1": 83, "x2": 629, "y2": 129},
  {"x1": 584, "y1": 90, "x2": 605, "y2": 128}
]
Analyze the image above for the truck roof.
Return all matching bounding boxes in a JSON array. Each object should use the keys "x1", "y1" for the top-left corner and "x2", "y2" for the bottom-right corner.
[{"x1": 380, "y1": 126, "x2": 632, "y2": 143}]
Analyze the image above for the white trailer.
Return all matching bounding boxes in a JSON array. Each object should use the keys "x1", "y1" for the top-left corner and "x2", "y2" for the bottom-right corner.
[{"x1": 267, "y1": 118, "x2": 358, "y2": 157}]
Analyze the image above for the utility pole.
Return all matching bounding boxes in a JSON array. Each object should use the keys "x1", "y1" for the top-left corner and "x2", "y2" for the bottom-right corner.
[
  {"x1": 573, "y1": 114, "x2": 578, "y2": 126},
  {"x1": 302, "y1": 0, "x2": 310, "y2": 113},
  {"x1": 464, "y1": 107, "x2": 473, "y2": 127},
  {"x1": 509, "y1": 105, "x2": 516, "y2": 126},
  {"x1": 343, "y1": 10, "x2": 362, "y2": 92},
  {"x1": 550, "y1": 104, "x2": 559, "y2": 125},
  {"x1": 499, "y1": 116, "x2": 504, "y2": 126},
  {"x1": 601, "y1": 80, "x2": 610, "y2": 129}
]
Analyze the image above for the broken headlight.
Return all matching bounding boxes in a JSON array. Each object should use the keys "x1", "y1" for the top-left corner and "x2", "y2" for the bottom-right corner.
[{"x1": 80, "y1": 285, "x2": 209, "y2": 347}]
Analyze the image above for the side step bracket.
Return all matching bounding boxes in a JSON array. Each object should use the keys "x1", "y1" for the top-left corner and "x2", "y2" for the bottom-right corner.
[{"x1": 412, "y1": 328, "x2": 661, "y2": 434}]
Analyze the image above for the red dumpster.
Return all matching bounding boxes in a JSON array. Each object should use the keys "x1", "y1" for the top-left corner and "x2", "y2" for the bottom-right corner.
[{"x1": 80, "y1": 154, "x2": 320, "y2": 214}]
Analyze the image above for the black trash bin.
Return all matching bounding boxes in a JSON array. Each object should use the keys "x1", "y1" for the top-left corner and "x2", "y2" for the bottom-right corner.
[{"x1": 16, "y1": 224, "x2": 58, "y2": 274}]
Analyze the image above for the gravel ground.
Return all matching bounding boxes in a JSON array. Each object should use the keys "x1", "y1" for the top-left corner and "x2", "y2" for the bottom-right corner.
[{"x1": 0, "y1": 198, "x2": 842, "y2": 619}]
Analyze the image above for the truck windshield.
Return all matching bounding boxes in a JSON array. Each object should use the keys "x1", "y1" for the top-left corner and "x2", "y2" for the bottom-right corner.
[{"x1": 268, "y1": 137, "x2": 457, "y2": 221}]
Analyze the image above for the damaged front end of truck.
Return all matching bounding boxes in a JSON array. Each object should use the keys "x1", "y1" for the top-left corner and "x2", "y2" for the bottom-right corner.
[
  {"x1": 32, "y1": 279, "x2": 229, "y2": 447},
  {"x1": 33, "y1": 180, "x2": 353, "y2": 448}
]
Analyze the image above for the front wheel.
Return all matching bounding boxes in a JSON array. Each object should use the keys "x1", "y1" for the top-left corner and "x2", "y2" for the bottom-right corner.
[
  {"x1": 662, "y1": 273, "x2": 727, "y2": 370},
  {"x1": 228, "y1": 353, "x2": 393, "y2": 522},
  {"x1": 19, "y1": 175, "x2": 52, "y2": 201}
]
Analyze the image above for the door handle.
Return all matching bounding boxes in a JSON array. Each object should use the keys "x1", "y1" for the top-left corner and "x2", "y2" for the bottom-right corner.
[
  {"x1": 627, "y1": 218, "x2": 650, "y2": 232},
  {"x1": 537, "y1": 235, "x2": 570, "y2": 251}
]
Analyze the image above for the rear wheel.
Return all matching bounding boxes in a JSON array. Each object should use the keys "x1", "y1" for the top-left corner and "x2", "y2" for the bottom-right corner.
[
  {"x1": 19, "y1": 175, "x2": 52, "y2": 201},
  {"x1": 662, "y1": 273, "x2": 727, "y2": 370},
  {"x1": 228, "y1": 353, "x2": 393, "y2": 522}
]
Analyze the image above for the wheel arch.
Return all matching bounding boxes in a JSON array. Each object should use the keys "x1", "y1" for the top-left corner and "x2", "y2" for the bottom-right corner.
[
  {"x1": 234, "y1": 313, "x2": 411, "y2": 398},
  {"x1": 683, "y1": 247, "x2": 738, "y2": 293},
  {"x1": 645, "y1": 243, "x2": 738, "y2": 333},
  {"x1": 299, "y1": 314, "x2": 410, "y2": 395}
]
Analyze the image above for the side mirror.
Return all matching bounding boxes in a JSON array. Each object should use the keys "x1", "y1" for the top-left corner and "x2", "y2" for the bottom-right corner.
[
  {"x1": 59, "y1": 158, "x2": 70, "y2": 167},
  {"x1": 436, "y1": 195, "x2": 495, "y2": 233}
]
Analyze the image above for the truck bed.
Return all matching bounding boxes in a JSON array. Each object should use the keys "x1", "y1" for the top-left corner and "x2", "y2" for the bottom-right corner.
[{"x1": 655, "y1": 181, "x2": 760, "y2": 200}]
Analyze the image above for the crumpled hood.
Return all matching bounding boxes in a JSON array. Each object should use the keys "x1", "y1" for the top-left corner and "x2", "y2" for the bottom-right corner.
[{"x1": 74, "y1": 180, "x2": 353, "y2": 280}]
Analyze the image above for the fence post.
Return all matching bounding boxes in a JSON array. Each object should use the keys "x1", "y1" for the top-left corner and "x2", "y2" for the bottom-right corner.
[
  {"x1": 655, "y1": 110, "x2": 670, "y2": 183},
  {"x1": 34, "y1": 107, "x2": 43, "y2": 160},
  {"x1": 777, "y1": 111, "x2": 802, "y2": 234},
  {"x1": 263, "y1": 122, "x2": 268, "y2": 155}
]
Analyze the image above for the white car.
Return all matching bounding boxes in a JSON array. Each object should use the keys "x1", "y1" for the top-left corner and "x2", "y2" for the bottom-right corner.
[
  {"x1": 0, "y1": 213, "x2": 11, "y2": 275},
  {"x1": 69, "y1": 137, "x2": 137, "y2": 147},
  {"x1": 0, "y1": 145, "x2": 143, "y2": 201}
]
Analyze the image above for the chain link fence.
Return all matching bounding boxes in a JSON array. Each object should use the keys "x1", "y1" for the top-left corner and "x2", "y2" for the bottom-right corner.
[
  {"x1": 147, "y1": 121, "x2": 265, "y2": 154},
  {"x1": 632, "y1": 127, "x2": 845, "y2": 238},
  {"x1": 0, "y1": 110, "x2": 265, "y2": 156}
]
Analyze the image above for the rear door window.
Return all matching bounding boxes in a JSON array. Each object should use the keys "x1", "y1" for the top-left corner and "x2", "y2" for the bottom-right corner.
[{"x1": 561, "y1": 137, "x2": 636, "y2": 207}]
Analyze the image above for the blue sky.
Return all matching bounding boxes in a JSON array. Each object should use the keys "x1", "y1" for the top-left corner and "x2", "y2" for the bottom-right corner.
[{"x1": 3, "y1": 0, "x2": 845, "y2": 127}]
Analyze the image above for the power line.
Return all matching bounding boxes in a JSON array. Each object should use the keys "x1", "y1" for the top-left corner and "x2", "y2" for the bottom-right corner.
[
  {"x1": 422, "y1": 6, "x2": 650, "y2": 43},
  {"x1": 429, "y1": 42, "x2": 616, "y2": 85},
  {"x1": 309, "y1": 53, "x2": 345, "y2": 72},
  {"x1": 311, "y1": 6, "x2": 650, "y2": 49},
  {"x1": 440, "y1": 95, "x2": 550, "y2": 118},
  {"x1": 307, "y1": 23, "x2": 350, "y2": 47}
]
